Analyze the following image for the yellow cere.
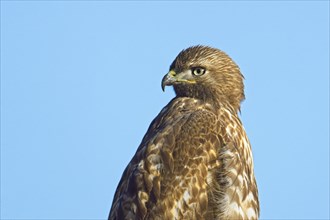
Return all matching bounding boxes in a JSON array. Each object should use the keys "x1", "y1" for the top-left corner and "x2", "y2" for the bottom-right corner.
[{"x1": 169, "y1": 70, "x2": 176, "y2": 76}]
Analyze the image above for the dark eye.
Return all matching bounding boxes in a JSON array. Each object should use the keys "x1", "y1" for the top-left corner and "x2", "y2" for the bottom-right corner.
[{"x1": 192, "y1": 67, "x2": 206, "y2": 76}]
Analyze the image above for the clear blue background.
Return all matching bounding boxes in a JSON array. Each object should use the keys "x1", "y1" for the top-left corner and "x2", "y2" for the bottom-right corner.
[{"x1": 1, "y1": 1, "x2": 329, "y2": 219}]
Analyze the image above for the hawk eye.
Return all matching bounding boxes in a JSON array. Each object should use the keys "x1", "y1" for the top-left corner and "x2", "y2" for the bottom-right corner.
[{"x1": 192, "y1": 67, "x2": 206, "y2": 76}]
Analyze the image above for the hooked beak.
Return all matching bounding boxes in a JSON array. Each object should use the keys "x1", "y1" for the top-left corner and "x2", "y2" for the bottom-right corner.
[
  {"x1": 161, "y1": 70, "x2": 177, "y2": 91},
  {"x1": 161, "y1": 70, "x2": 196, "y2": 91}
]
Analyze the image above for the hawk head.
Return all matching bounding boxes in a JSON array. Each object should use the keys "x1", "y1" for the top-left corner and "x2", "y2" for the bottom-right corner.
[{"x1": 162, "y1": 45, "x2": 245, "y2": 111}]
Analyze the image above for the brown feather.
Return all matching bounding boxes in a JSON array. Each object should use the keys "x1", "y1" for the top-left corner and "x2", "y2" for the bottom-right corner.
[{"x1": 109, "y1": 46, "x2": 259, "y2": 220}]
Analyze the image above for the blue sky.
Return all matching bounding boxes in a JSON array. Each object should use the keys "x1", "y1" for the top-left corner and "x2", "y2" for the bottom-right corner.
[{"x1": 1, "y1": 1, "x2": 329, "y2": 219}]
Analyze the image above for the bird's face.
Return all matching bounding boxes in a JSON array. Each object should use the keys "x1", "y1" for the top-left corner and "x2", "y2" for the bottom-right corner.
[
  {"x1": 161, "y1": 67, "x2": 207, "y2": 91},
  {"x1": 162, "y1": 45, "x2": 245, "y2": 111}
]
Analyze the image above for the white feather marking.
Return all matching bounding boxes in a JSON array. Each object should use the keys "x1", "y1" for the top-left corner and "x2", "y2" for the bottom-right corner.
[
  {"x1": 155, "y1": 164, "x2": 162, "y2": 170},
  {"x1": 225, "y1": 126, "x2": 232, "y2": 135},
  {"x1": 183, "y1": 190, "x2": 190, "y2": 202},
  {"x1": 229, "y1": 168, "x2": 238, "y2": 176},
  {"x1": 131, "y1": 203, "x2": 137, "y2": 213},
  {"x1": 242, "y1": 138, "x2": 249, "y2": 148},
  {"x1": 246, "y1": 207, "x2": 257, "y2": 219},
  {"x1": 237, "y1": 174, "x2": 243, "y2": 185},
  {"x1": 171, "y1": 206, "x2": 179, "y2": 219},
  {"x1": 138, "y1": 160, "x2": 144, "y2": 168},
  {"x1": 239, "y1": 206, "x2": 245, "y2": 218},
  {"x1": 229, "y1": 201, "x2": 238, "y2": 211},
  {"x1": 222, "y1": 149, "x2": 235, "y2": 158},
  {"x1": 245, "y1": 191, "x2": 255, "y2": 202},
  {"x1": 148, "y1": 144, "x2": 157, "y2": 152},
  {"x1": 206, "y1": 171, "x2": 213, "y2": 185},
  {"x1": 223, "y1": 108, "x2": 233, "y2": 120}
]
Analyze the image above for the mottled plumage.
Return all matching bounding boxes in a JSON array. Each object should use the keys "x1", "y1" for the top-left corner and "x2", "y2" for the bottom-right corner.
[{"x1": 109, "y1": 45, "x2": 259, "y2": 220}]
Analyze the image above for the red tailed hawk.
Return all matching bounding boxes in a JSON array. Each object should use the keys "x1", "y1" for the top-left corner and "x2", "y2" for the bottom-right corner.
[{"x1": 109, "y1": 45, "x2": 259, "y2": 219}]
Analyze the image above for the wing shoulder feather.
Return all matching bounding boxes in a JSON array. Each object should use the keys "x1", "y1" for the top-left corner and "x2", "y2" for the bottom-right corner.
[{"x1": 109, "y1": 98, "x2": 218, "y2": 220}]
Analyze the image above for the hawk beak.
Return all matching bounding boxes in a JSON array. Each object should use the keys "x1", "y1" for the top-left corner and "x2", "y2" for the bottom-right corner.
[{"x1": 161, "y1": 70, "x2": 177, "y2": 91}]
